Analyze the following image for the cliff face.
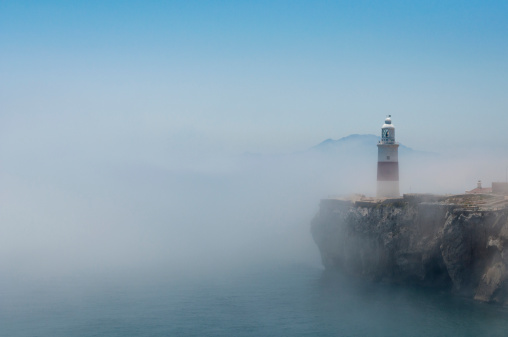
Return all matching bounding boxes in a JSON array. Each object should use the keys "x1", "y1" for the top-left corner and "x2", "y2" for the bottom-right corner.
[{"x1": 311, "y1": 196, "x2": 508, "y2": 304}]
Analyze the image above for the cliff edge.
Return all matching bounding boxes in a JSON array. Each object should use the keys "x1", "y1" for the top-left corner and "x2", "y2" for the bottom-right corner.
[{"x1": 311, "y1": 194, "x2": 508, "y2": 304}]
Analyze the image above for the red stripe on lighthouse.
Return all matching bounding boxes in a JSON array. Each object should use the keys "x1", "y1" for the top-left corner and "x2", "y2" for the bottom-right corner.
[{"x1": 377, "y1": 162, "x2": 399, "y2": 181}]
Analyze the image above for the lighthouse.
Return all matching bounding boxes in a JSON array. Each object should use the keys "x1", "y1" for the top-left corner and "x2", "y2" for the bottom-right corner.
[{"x1": 377, "y1": 116, "x2": 400, "y2": 198}]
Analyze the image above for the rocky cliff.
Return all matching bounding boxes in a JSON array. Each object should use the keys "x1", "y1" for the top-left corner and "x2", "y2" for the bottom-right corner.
[{"x1": 311, "y1": 194, "x2": 508, "y2": 304}]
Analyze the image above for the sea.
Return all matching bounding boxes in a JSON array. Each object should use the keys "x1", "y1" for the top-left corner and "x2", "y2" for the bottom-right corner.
[{"x1": 1, "y1": 264, "x2": 508, "y2": 337}]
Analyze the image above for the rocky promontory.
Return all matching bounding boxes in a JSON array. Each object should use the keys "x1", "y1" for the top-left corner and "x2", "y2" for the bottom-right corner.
[{"x1": 311, "y1": 194, "x2": 508, "y2": 304}]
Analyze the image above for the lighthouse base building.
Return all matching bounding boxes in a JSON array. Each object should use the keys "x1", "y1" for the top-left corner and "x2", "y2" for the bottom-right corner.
[{"x1": 377, "y1": 116, "x2": 400, "y2": 198}]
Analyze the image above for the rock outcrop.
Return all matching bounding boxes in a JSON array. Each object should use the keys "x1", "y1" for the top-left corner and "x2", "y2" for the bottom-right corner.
[{"x1": 311, "y1": 194, "x2": 508, "y2": 304}]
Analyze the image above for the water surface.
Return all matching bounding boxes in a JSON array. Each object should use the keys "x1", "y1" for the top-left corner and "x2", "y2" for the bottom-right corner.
[{"x1": 1, "y1": 265, "x2": 508, "y2": 336}]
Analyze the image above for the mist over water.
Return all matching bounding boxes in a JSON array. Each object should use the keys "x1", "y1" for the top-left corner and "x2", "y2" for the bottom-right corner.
[
  {"x1": 0, "y1": 125, "x2": 328, "y2": 282},
  {"x1": 1, "y1": 0, "x2": 508, "y2": 334},
  {"x1": 3, "y1": 264, "x2": 508, "y2": 336},
  {"x1": 2, "y1": 120, "x2": 508, "y2": 279},
  {"x1": 1, "y1": 115, "x2": 508, "y2": 335}
]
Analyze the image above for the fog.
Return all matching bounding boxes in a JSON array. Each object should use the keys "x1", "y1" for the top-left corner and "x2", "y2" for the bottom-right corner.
[
  {"x1": 1, "y1": 113, "x2": 507, "y2": 288},
  {"x1": 1, "y1": 2, "x2": 508, "y2": 335},
  {"x1": 0, "y1": 115, "x2": 328, "y2": 283}
]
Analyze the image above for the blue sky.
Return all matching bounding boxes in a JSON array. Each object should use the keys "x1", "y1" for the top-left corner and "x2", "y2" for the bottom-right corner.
[{"x1": 1, "y1": 0, "x2": 507, "y2": 160}]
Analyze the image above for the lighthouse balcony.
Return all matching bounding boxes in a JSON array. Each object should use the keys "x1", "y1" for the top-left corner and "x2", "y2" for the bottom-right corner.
[{"x1": 378, "y1": 140, "x2": 398, "y2": 145}]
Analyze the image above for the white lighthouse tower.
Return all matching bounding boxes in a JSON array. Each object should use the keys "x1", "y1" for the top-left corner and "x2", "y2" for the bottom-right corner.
[{"x1": 376, "y1": 115, "x2": 400, "y2": 198}]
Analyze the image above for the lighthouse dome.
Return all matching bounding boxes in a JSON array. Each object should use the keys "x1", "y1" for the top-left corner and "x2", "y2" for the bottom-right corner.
[{"x1": 382, "y1": 117, "x2": 394, "y2": 129}]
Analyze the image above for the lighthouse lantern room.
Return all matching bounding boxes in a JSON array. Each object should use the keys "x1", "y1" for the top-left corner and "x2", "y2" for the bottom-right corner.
[{"x1": 377, "y1": 116, "x2": 400, "y2": 198}]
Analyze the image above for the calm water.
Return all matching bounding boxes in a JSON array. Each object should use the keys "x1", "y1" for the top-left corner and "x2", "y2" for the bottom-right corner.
[{"x1": 1, "y1": 265, "x2": 508, "y2": 336}]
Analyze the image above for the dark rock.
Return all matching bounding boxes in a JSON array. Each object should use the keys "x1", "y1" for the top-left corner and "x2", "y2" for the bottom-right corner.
[{"x1": 311, "y1": 195, "x2": 508, "y2": 304}]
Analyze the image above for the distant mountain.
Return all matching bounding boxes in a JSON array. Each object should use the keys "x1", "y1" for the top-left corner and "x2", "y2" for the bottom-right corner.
[
  {"x1": 310, "y1": 134, "x2": 379, "y2": 153},
  {"x1": 309, "y1": 134, "x2": 433, "y2": 157},
  {"x1": 236, "y1": 134, "x2": 435, "y2": 161}
]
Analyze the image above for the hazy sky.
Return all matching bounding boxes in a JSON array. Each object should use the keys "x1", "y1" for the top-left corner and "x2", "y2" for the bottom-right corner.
[
  {"x1": 1, "y1": 0, "x2": 508, "y2": 285},
  {"x1": 1, "y1": 0, "x2": 507, "y2": 161}
]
